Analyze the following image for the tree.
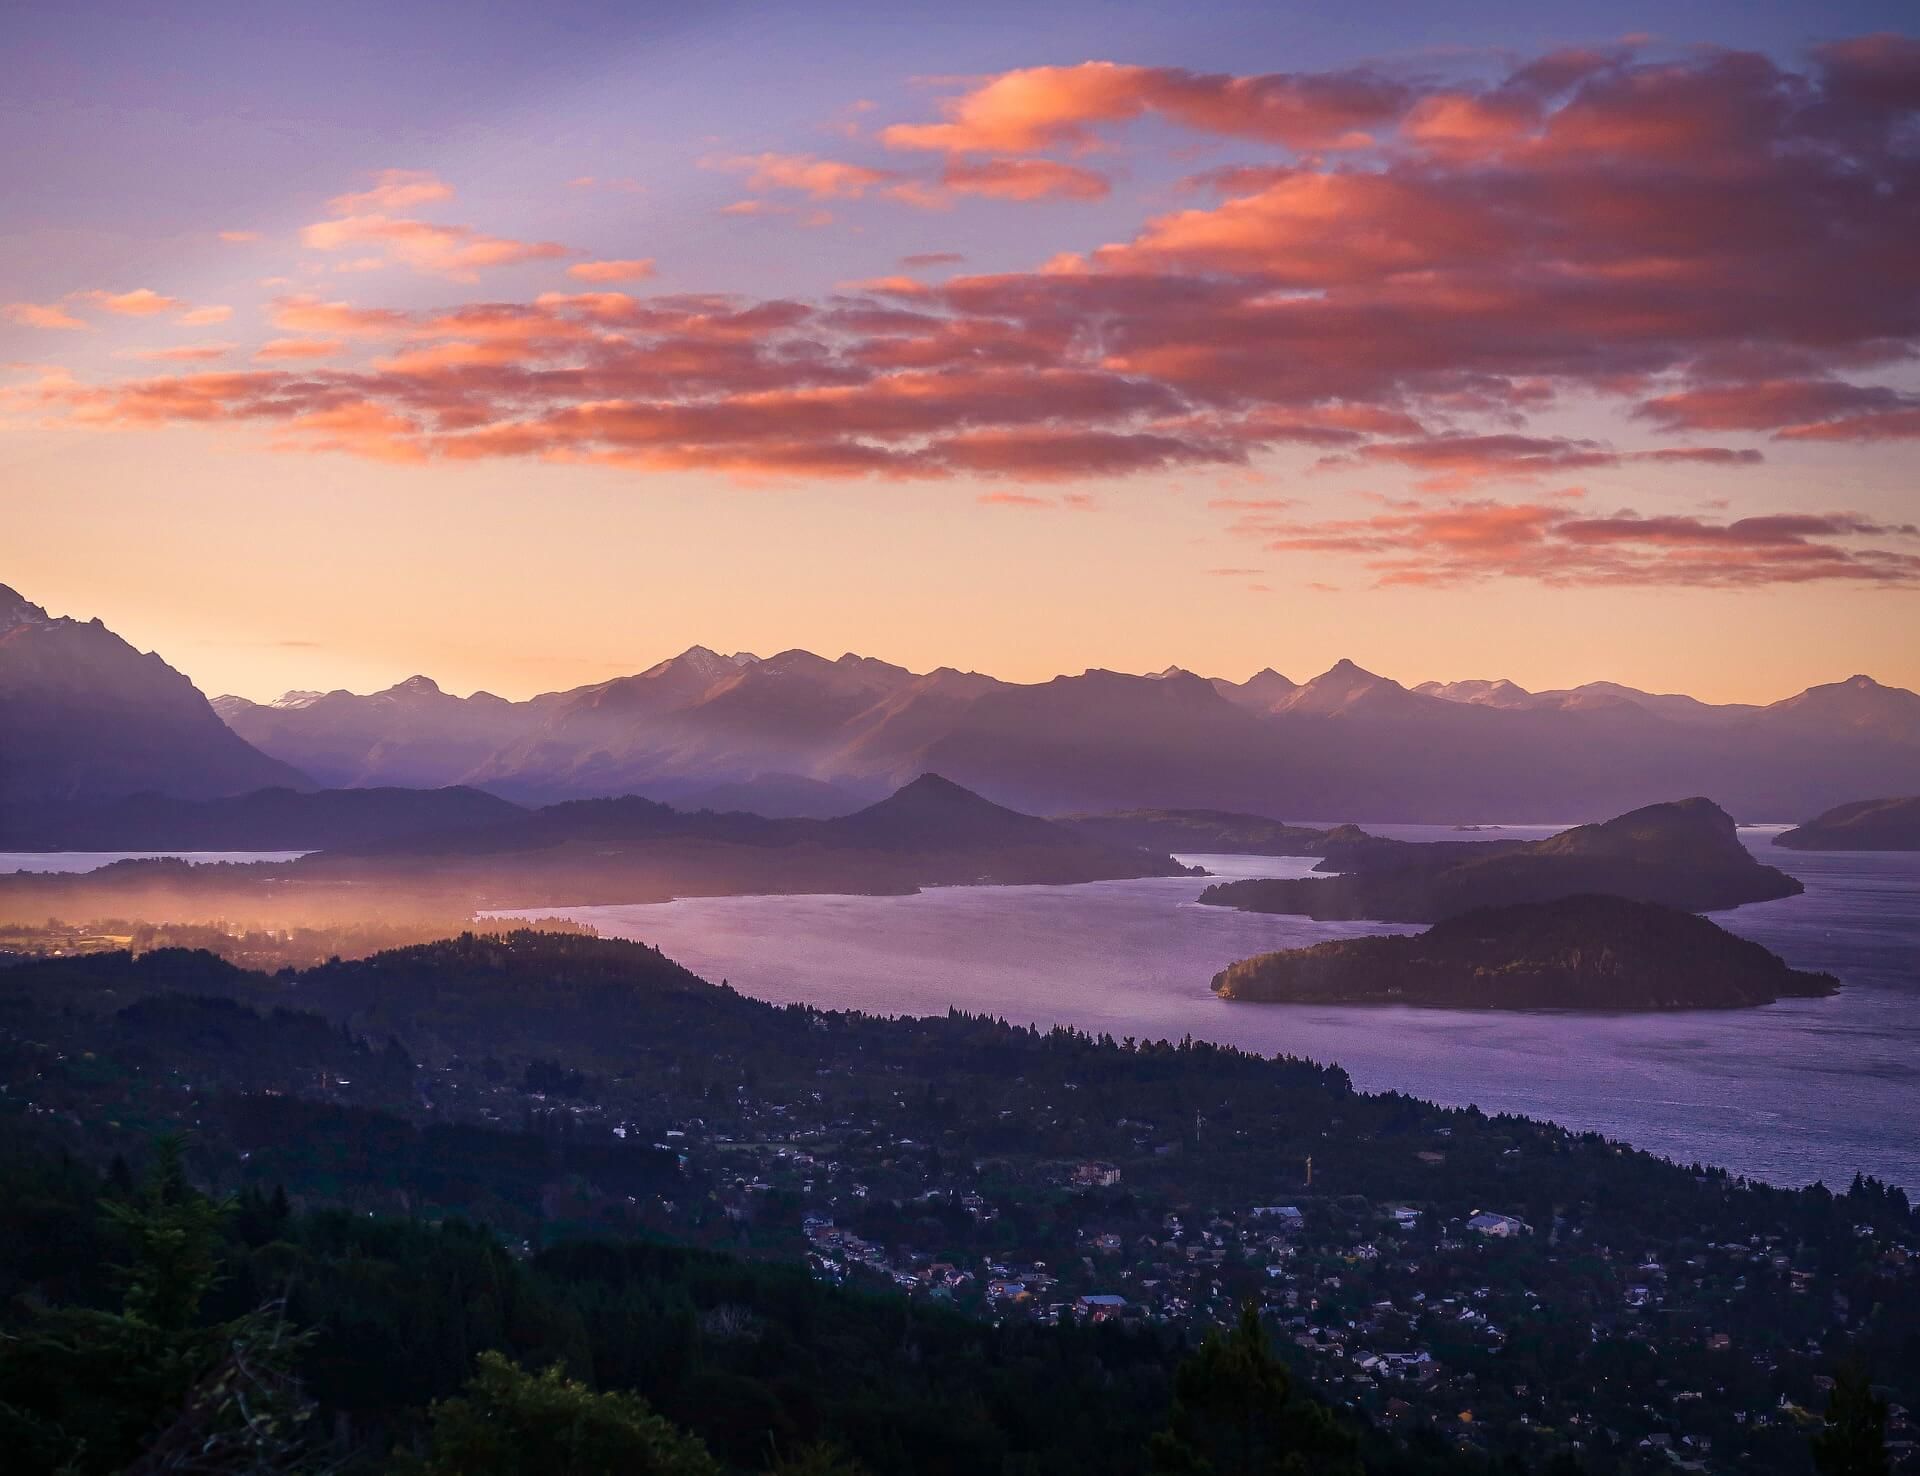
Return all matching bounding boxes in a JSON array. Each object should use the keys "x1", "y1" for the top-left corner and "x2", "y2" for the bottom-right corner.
[
  {"x1": 1812, "y1": 1365, "x2": 1890, "y2": 1476},
  {"x1": 1149, "y1": 1305, "x2": 1360, "y2": 1476},
  {"x1": 0, "y1": 1137, "x2": 319, "y2": 1474},
  {"x1": 395, "y1": 1351, "x2": 720, "y2": 1476}
]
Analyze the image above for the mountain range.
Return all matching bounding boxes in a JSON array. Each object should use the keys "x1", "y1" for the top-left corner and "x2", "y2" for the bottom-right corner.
[
  {"x1": 215, "y1": 650, "x2": 1920, "y2": 822},
  {"x1": 7, "y1": 582, "x2": 1920, "y2": 823}
]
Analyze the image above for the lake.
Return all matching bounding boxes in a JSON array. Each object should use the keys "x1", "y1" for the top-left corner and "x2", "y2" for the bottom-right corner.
[{"x1": 509, "y1": 827, "x2": 1920, "y2": 1194}]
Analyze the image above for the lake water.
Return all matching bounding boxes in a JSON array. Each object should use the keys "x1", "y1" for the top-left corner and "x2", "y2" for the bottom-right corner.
[
  {"x1": 508, "y1": 827, "x2": 1920, "y2": 1194},
  {"x1": 0, "y1": 851, "x2": 310, "y2": 874}
]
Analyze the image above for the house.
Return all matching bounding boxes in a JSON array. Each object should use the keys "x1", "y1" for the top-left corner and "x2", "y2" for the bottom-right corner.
[
  {"x1": 1072, "y1": 1162, "x2": 1121, "y2": 1187},
  {"x1": 1077, "y1": 1293, "x2": 1128, "y2": 1322},
  {"x1": 1252, "y1": 1205, "x2": 1306, "y2": 1227},
  {"x1": 1467, "y1": 1211, "x2": 1531, "y2": 1238}
]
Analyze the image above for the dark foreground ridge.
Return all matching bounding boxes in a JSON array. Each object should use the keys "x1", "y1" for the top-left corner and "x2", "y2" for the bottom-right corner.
[
  {"x1": 1776, "y1": 794, "x2": 1920, "y2": 851},
  {"x1": 1211, "y1": 895, "x2": 1839, "y2": 1010},
  {"x1": 0, "y1": 929, "x2": 1911, "y2": 1474},
  {"x1": 1198, "y1": 798, "x2": 1802, "y2": 922}
]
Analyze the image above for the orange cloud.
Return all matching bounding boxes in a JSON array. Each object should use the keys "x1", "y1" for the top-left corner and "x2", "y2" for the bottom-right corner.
[
  {"x1": 177, "y1": 304, "x2": 233, "y2": 326},
  {"x1": 302, "y1": 215, "x2": 568, "y2": 281},
  {"x1": 1241, "y1": 500, "x2": 1920, "y2": 587},
  {"x1": 269, "y1": 294, "x2": 409, "y2": 337},
  {"x1": 76, "y1": 288, "x2": 183, "y2": 317},
  {"x1": 254, "y1": 337, "x2": 346, "y2": 361},
  {"x1": 568, "y1": 258, "x2": 657, "y2": 283},
  {"x1": 123, "y1": 342, "x2": 236, "y2": 363},
  {"x1": 326, "y1": 168, "x2": 455, "y2": 214},
  {"x1": 5, "y1": 302, "x2": 88, "y2": 330},
  {"x1": 218, "y1": 230, "x2": 262, "y2": 244},
  {"x1": 882, "y1": 61, "x2": 1409, "y2": 154},
  {"x1": 709, "y1": 152, "x2": 898, "y2": 200},
  {"x1": 940, "y1": 158, "x2": 1111, "y2": 202}
]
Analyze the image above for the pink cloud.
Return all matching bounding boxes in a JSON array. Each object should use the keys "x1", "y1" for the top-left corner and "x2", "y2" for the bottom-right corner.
[
  {"x1": 5, "y1": 301, "x2": 88, "y2": 330},
  {"x1": 882, "y1": 62, "x2": 1408, "y2": 154},
  {"x1": 568, "y1": 258, "x2": 657, "y2": 283},
  {"x1": 326, "y1": 169, "x2": 455, "y2": 214},
  {"x1": 76, "y1": 288, "x2": 183, "y2": 317}
]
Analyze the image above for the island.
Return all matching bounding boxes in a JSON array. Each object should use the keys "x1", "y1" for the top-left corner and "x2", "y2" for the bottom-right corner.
[
  {"x1": 1775, "y1": 795, "x2": 1920, "y2": 851},
  {"x1": 1196, "y1": 797, "x2": 1801, "y2": 922},
  {"x1": 1210, "y1": 894, "x2": 1838, "y2": 1010}
]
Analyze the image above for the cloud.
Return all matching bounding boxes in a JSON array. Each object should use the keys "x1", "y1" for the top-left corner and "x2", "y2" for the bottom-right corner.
[
  {"x1": 882, "y1": 61, "x2": 1409, "y2": 154},
  {"x1": 302, "y1": 215, "x2": 568, "y2": 281},
  {"x1": 177, "y1": 304, "x2": 233, "y2": 326},
  {"x1": 122, "y1": 342, "x2": 236, "y2": 362},
  {"x1": 218, "y1": 230, "x2": 262, "y2": 244},
  {"x1": 568, "y1": 258, "x2": 657, "y2": 283},
  {"x1": 327, "y1": 169, "x2": 455, "y2": 214},
  {"x1": 901, "y1": 251, "x2": 966, "y2": 267},
  {"x1": 268, "y1": 294, "x2": 409, "y2": 337},
  {"x1": 254, "y1": 337, "x2": 346, "y2": 361},
  {"x1": 939, "y1": 158, "x2": 1112, "y2": 201},
  {"x1": 1239, "y1": 499, "x2": 1920, "y2": 587},
  {"x1": 708, "y1": 152, "x2": 899, "y2": 200},
  {"x1": 76, "y1": 288, "x2": 183, "y2": 317},
  {"x1": 13, "y1": 40, "x2": 1920, "y2": 510},
  {"x1": 1637, "y1": 379, "x2": 1920, "y2": 441},
  {"x1": 6, "y1": 301, "x2": 88, "y2": 330}
]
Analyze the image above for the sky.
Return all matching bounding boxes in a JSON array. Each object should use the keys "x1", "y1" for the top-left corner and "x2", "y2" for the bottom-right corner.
[{"x1": 4, "y1": 0, "x2": 1919, "y2": 704}]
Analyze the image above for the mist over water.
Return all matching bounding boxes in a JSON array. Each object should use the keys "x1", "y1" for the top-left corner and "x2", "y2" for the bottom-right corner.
[{"x1": 520, "y1": 827, "x2": 1920, "y2": 1195}]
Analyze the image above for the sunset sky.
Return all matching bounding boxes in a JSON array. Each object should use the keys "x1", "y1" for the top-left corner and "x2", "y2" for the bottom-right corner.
[{"x1": 5, "y1": 0, "x2": 1918, "y2": 704}]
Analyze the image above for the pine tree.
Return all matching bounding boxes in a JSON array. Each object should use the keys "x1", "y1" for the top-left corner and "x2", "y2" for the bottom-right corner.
[
  {"x1": 1813, "y1": 1366, "x2": 1891, "y2": 1476},
  {"x1": 1149, "y1": 1304, "x2": 1361, "y2": 1476}
]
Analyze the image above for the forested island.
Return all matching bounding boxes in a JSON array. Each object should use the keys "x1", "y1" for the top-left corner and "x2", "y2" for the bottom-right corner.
[
  {"x1": 1776, "y1": 795, "x2": 1920, "y2": 851},
  {"x1": 1199, "y1": 798, "x2": 1801, "y2": 922},
  {"x1": 1210, "y1": 895, "x2": 1839, "y2": 1010}
]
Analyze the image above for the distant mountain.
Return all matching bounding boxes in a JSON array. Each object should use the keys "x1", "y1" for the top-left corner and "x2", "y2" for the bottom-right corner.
[
  {"x1": 217, "y1": 674, "x2": 542, "y2": 789},
  {"x1": 191, "y1": 632, "x2": 1920, "y2": 823},
  {"x1": 1211, "y1": 895, "x2": 1837, "y2": 1010},
  {"x1": 1198, "y1": 798, "x2": 1801, "y2": 922},
  {"x1": 0, "y1": 785, "x2": 524, "y2": 851},
  {"x1": 0, "y1": 584, "x2": 310, "y2": 804},
  {"x1": 1775, "y1": 795, "x2": 1920, "y2": 851}
]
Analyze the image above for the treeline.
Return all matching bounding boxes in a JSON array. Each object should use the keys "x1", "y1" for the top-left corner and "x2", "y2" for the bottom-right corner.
[{"x1": 0, "y1": 1129, "x2": 1462, "y2": 1475}]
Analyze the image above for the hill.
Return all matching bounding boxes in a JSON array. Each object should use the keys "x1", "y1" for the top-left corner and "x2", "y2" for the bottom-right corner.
[
  {"x1": 1775, "y1": 795, "x2": 1920, "y2": 851},
  {"x1": 1210, "y1": 895, "x2": 1837, "y2": 1010},
  {"x1": 0, "y1": 775, "x2": 1196, "y2": 923},
  {"x1": 1198, "y1": 798, "x2": 1801, "y2": 922},
  {"x1": 0, "y1": 784, "x2": 525, "y2": 850},
  {"x1": 0, "y1": 584, "x2": 309, "y2": 804}
]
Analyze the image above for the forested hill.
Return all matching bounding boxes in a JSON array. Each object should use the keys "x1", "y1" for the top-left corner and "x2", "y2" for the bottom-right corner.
[
  {"x1": 1200, "y1": 798, "x2": 1801, "y2": 922},
  {"x1": 0, "y1": 930, "x2": 1911, "y2": 1473},
  {"x1": 1776, "y1": 795, "x2": 1920, "y2": 850},
  {"x1": 1211, "y1": 895, "x2": 1838, "y2": 1009}
]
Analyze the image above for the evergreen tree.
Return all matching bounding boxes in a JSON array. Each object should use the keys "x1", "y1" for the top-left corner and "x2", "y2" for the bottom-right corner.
[
  {"x1": 1149, "y1": 1304, "x2": 1361, "y2": 1476},
  {"x1": 1812, "y1": 1366, "x2": 1890, "y2": 1476},
  {"x1": 394, "y1": 1351, "x2": 720, "y2": 1476}
]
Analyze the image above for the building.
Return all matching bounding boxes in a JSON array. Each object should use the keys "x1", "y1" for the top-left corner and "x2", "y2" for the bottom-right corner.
[{"x1": 1467, "y1": 1211, "x2": 1531, "y2": 1238}]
